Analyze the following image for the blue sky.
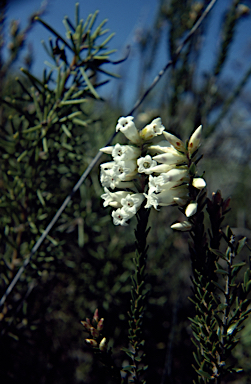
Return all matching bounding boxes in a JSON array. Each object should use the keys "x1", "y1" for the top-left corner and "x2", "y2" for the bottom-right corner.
[
  {"x1": 6, "y1": 0, "x2": 161, "y2": 110},
  {"x1": 5, "y1": 0, "x2": 251, "y2": 112},
  {"x1": 7, "y1": 0, "x2": 159, "y2": 65}
]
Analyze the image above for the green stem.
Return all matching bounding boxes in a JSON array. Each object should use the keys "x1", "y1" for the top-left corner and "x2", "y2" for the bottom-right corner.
[{"x1": 127, "y1": 206, "x2": 150, "y2": 384}]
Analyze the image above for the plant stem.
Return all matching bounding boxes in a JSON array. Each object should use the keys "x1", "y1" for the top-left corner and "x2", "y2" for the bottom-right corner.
[{"x1": 127, "y1": 206, "x2": 150, "y2": 384}]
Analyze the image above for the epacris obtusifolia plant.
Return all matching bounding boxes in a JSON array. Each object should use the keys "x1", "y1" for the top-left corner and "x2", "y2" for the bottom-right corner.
[{"x1": 82, "y1": 115, "x2": 251, "y2": 384}]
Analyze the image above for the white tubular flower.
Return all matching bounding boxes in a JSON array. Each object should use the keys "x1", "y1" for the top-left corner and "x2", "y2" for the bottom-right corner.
[
  {"x1": 171, "y1": 221, "x2": 192, "y2": 231},
  {"x1": 101, "y1": 187, "x2": 130, "y2": 208},
  {"x1": 148, "y1": 140, "x2": 171, "y2": 154},
  {"x1": 137, "y1": 155, "x2": 157, "y2": 174},
  {"x1": 100, "y1": 161, "x2": 116, "y2": 170},
  {"x1": 157, "y1": 185, "x2": 188, "y2": 207},
  {"x1": 100, "y1": 168, "x2": 120, "y2": 189},
  {"x1": 112, "y1": 143, "x2": 141, "y2": 161},
  {"x1": 149, "y1": 173, "x2": 185, "y2": 192},
  {"x1": 188, "y1": 125, "x2": 202, "y2": 156},
  {"x1": 158, "y1": 169, "x2": 188, "y2": 184},
  {"x1": 148, "y1": 175, "x2": 160, "y2": 193},
  {"x1": 156, "y1": 180, "x2": 185, "y2": 191},
  {"x1": 148, "y1": 175, "x2": 180, "y2": 193},
  {"x1": 114, "y1": 160, "x2": 138, "y2": 181},
  {"x1": 144, "y1": 189, "x2": 174, "y2": 210},
  {"x1": 99, "y1": 146, "x2": 113, "y2": 155},
  {"x1": 116, "y1": 116, "x2": 141, "y2": 144},
  {"x1": 144, "y1": 185, "x2": 188, "y2": 210},
  {"x1": 192, "y1": 177, "x2": 206, "y2": 189},
  {"x1": 185, "y1": 202, "x2": 198, "y2": 217},
  {"x1": 112, "y1": 208, "x2": 133, "y2": 226},
  {"x1": 163, "y1": 131, "x2": 186, "y2": 153},
  {"x1": 145, "y1": 164, "x2": 173, "y2": 174},
  {"x1": 144, "y1": 191, "x2": 159, "y2": 210},
  {"x1": 153, "y1": 147, "x2": 187, "y2": 165},
  {"x1": 121, "y1": 193, "x2": 145, "y2": 215},
  {"x1": 139, "y1": 117, "x2": 165, "y2": 141}
]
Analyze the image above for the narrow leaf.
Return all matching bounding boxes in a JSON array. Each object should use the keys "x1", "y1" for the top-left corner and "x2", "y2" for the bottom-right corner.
[
  {"x1": 236, "y1": 237, "x2": 246, "y2": 254},
  {"x1": 80, "y1": 67, "x2": 100, "y2": 99}
]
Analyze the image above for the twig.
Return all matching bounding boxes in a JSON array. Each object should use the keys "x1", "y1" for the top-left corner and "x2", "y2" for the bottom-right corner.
[
  {"x1": 130, "y1": 0, "x2": 217, "y2": 115},
  {"x1": 0, "y1": 0, "x2": 217, "y2": 309}
]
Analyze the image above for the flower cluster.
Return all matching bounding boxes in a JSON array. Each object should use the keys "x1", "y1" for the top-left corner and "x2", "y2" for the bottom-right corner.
[
  {"x1": 81, "y1": 308, "x2": 107, "y2": 351},
  {"x1": 100, "y1": 116, "x2": 206, "y2": 228}
]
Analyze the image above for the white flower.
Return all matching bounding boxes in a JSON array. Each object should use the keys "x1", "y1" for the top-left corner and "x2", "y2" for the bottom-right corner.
[
  {"x1": 163, "y1": 131, "x2": 186, "y2": 153},
  {"x1": 144, "y1": 185, "x2": 188, "y2": 210},
  {"x1": 185, "y1": 202, "x2": 198, "y2": 217},
  {"x1": 171, "y1": 221, "x2": 192, "y2": 231},
  {"x1": 112, "y1": 143, "x2": 141, "y2": 161},
  {"x1": 188, "y1": 125, "x2": 202, "y2": 156},
  {"x1": 148, "y1": 140, "x2": 171, "y2": 154},
  {"x1": 100, "y1": 116, "x2": 204, "y2": 227},
  {"x1": 121, "y1": 193, "x2": 145, "y2": 215},
  {"x1": 101, "y1": 188, "x2": 130, "y2": 208},
  {"x1": 112, "y1": 208, "x2": 133, "y2": 226},
  {"x1": 100, "y1": 161, "x2": 116, "y2": 170},
  {"x1": 148, "y1": 174, "x2": 184, "y2": 193},
  {"x1": 153, "y1": 147, "x2": 187, "y2": 165},
  {"x1": 157, "y1": 186, "x2": 188, "y2": 207},
  {"x1": 139, "y1": 117, "x2": 165, "y2": 141},
  {"x1": 114, "y1": 160, "x2": 138, "y2": 181},
  {"x1": 192, "y1": 177, "x2": 206, "y2": 189},
  {"x1": 116, "y1": 116, "x2": 141, "y2": 144},
  {"x1": 144, "y1": 190, "x2": 159, "y2": 210},
  {"x1": 100, "y1": 158, "x2": 137, "y2": 188},
  {"x1": 145, "y1": 164, "x2": 173, "y2": 174},
  {"x1": 158, "y1": 169, "x2": 188, "y2": 184},
  {"x1": 148, "y1": 175, "x2": 160, "y2": 193},
  {"x1": 137, "y1": 155, "x2": 157, "y2": 174},
  {"x1": 100, "y1": 168, "x2": 120, "y2": 189}
]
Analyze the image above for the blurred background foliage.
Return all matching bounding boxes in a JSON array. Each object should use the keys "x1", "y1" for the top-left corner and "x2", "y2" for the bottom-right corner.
[{"x1": 0, "y1": 0, "x2": 251, "y2": 383}]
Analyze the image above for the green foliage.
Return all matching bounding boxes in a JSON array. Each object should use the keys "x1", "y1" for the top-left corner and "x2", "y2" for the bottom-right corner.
[
  {"x1": 0, "y1": 6, "x2": 124, "y2": 382},
  {"x1": 1, "y1": 1, "x2": 251, "y2": 383},
  {"x1": 125, "y1": 207, "x2": 151, "y2": 384},
  {"x1": 189, "y1": 192, "x2": 251, "y2": 383}
]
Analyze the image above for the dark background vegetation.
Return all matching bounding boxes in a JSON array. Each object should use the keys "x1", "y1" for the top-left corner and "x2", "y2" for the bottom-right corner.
[{"x1": 1, "y1": 0, "x2": 251, "y2": 383}]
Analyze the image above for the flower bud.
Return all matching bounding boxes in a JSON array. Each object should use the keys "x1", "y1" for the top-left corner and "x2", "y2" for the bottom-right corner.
[
  {"x1": 185, "y1": 202, "x2": 198, "y2": 217},
  {"x1": 236, "y1": 4, "x2": 250, "y2": 18},
  {"x1": 163, "y1": 131, "x2": 186, "y2": 153},
  {"x1": 188, "y1": 125, "x2": 202, "y2": 156},
  {"x1": 93, "y1": 308, "x2": 99, "y2": 323},
  {"x1": 99, "y1": 337, "x2": 107, "y2": 351},
  {"x1": 90, "y1": 327, "x2": 99, "y2": 338},
  {"x1": 192, "y1": 177, "x2": 206, "y2": 189},
  {"x1": 171, "y1": 221, "x2": 192, "y2": 231},
  {"x1": 97, "y1": 318, "x2": 104, "y2": 331},
  {"x1": 81, "y1": 320, "x2": 91, "y2": 331},
  {"x1": 85, "y1": 339, "x2": 98, "y2": 347},
  {"x1": 99, "y1": 146, "x2": 113, "y2": 154}
]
